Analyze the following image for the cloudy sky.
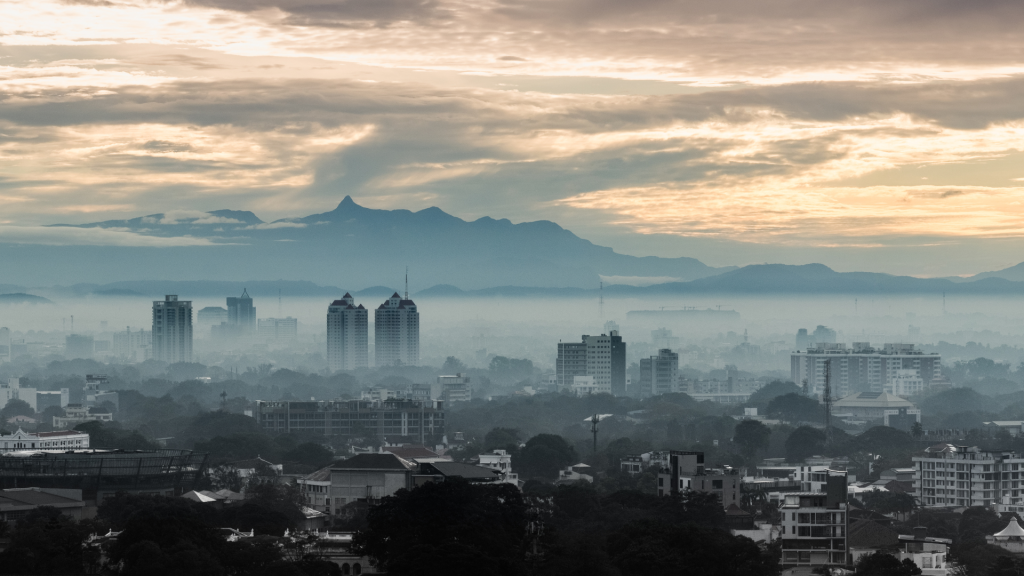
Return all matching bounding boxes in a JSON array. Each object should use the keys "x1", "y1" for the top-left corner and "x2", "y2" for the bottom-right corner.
[{"x1": 3, "y1": 0, "x2": 1024, "y2": 276}]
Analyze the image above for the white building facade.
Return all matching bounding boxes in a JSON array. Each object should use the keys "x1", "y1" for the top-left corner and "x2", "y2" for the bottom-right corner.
[
  {"x1": 0, "y1": 429, "x2": 89, "y2": 452},
  {"x1": 327, "y1": 294, "x2": 368, "y2": 371},
  {"x1": 791, "y1": 343, "x2": 941, "y2": 398},
  {"x1": 152, "y1": 295, "x2": 193, "y2": 363}
]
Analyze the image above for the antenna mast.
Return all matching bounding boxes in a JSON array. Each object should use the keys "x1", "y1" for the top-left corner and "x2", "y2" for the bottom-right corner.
[
  {"x1": 823, "y1": 359, "x2": 834, "y2": 448},
  {"x1": 405, "y1": 266, "x2": 409, "y2": 300},
  {"x1": 590, "y1": 414, "x2": 600, "y2": 456}
]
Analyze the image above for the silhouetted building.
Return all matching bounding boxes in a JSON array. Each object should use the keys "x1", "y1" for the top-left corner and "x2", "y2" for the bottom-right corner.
[
  {"x1": 258, "y1": 317, "x2": 298, "y2": 341},
  {"x1": 375, "y1": 292, "x2": 419, "y2": 367},
  {"x1": 255, "y1": 399, "x2": 444, "y2": 442},
  {"x1": 226, "y1": 288, "x2": 256, "y2": 333},
  {"x1": 327, "y1": 294, "x2": 368, "y2": 371},
  {"x1": 152, "y1": 295, "x2": 192, "y2": 363},
  {"x1": 197, "y1": 306, "x2": 228, "y2": 333}
]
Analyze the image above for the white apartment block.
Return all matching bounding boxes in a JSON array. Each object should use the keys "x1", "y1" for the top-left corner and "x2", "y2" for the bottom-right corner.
[
  {"x1": 890, "y1": 369, "x2": 925, "y2": 397},
  {"x1": 375, "y1": 292, "x2": 419, "y2": 367},
  {"x1": 791, "y1": 343, "x2": 940, "y2": 398},
  {"x1": 914, "y1": 444, "x2": 1017, "y2": 508},
  {"x1": 327, "y1": 294, "x2": 368, "y2": 371},
  {"x1": 258, "y1": 317, "x2": 298, "y2": 341},
  {"x1": 152, "y1": 295, "x2": 193, "y2": 363},
  {"x1": 0, "y1": 378, "x2": 37, "y2": 411}
]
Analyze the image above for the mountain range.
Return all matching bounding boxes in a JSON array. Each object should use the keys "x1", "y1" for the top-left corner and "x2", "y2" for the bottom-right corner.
[{"x1": 1, "y1": 196, "x2": 1023, "y2": 295}]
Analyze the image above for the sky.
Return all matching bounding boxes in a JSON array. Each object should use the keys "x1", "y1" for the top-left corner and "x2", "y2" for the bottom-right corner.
[{"x1": 2, "y1": 0, "x2": 1024, "y2": 277}]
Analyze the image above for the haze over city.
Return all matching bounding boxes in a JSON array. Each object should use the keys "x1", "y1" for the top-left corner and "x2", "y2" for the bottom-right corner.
[{"x1": 3, "y1": 1, "x2": 1024, "y2": 575}]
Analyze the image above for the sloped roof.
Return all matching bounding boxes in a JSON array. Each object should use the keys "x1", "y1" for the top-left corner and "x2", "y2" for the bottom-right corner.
[
  {"x1": 383, "y1": 445, "x2": 440, "y2": 460},
  {"x1": 848, "y1": 519, "x2": 900, "y2": 549},
  {"x1": 420, "y1": 461, "x2": 501, "y2": 480},
  {"x1": 333, "y1": 453, "x2": 413, "y2": 471},
  {"x1": 833, "y1": 392, "x2": 915, "y2": 409},
  {"x1": 995, "y1": 518, "x2": 1024, "y2": 538},
  {"x1": 0, "y1": 488, "x2": 81, "y2": 507}
]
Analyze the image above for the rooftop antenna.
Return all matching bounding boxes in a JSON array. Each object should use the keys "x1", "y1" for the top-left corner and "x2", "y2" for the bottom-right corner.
[
  {"x1": 405, "y1": 266, "x2": 409, "y2": 300},
  {"x1": 823, "y1": 359, "x2": 834, "y2": 448}
]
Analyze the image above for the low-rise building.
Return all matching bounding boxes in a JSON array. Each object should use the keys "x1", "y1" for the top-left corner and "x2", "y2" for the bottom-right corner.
[
  {"x1": 0, "y1": 429, "x2": 89, "y2": 452},
  {"x1": 329, "y1": 453, "x2": 414, "y2": 514},
  {"x1": 53, "y1": 405, "x2": 113, "y2": 430},
  {"x1": 557, "y1": 463, "x2": 594, "y2": 484},
  {"x1": 913, "y1": 444, "x2": 1024, "y2": 509},
  {"x1": 832, "y1": 392, "x2": 915, "y2": 421},
  {"x1": 987, "y1": 518, "x2": 1024, "y2": 554},
  {"x1": 898, "y1": 529, "x2": 952, "y2": 576},
  {"x1": 439, "y1": 374, "x2": 472, "y2": 403},
  {"x1": 656, "y1": 451, "x2": 742, "y2": 509},
  {"x1": 779, "y1": 471, "x2": 849, "y2": 568},
  {"x1": 478, "y1": 449, "x2": 520, "y2": 487},
  {"x1": 0, "y1": 487, "x2": 85, "y2": 525}
]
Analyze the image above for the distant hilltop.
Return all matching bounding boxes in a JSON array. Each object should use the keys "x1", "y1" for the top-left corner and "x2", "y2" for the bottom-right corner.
[{"x1": 0, "y1": 293, "x2": 54, "y2": 305}]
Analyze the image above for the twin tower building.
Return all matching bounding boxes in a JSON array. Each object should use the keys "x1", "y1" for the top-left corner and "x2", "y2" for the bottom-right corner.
[{"x1": 327, "y1": 292, "x2": 419, "y2": 371}]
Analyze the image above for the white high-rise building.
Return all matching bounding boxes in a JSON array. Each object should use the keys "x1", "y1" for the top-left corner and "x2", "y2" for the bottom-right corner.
[
  {"x1": 791, "y1": 342, "x2": 940, "y2": 398},
  {"x1": 152, "y1": 295, "x2": 193, "y2": 363},
  {"x1": 327, "y1": 294, "x2": 368, "y2": 371},
  {"x1": 375, "y1": 292, "x2": 419, "y2": 367}
]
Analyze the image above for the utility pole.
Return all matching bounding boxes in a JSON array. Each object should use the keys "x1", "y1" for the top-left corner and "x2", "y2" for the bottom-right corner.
[
  {"x1": 405, "y1": 266, "x2": 409, "y2": 300},
  {"x1": 590, "y1": 414, "x2": 601, "y2": 457}
]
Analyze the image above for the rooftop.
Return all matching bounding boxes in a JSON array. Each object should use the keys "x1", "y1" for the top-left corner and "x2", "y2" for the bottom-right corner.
[
  {"x1": 833, "y1": 392, "x2": 915, "y2": 409},
  {"x1": 332, "y1": 453, "x2": 414, "y2": 471}
]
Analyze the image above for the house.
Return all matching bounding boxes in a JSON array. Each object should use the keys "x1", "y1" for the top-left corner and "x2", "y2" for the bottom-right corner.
[
  {"x1": 228, "y1": 456, "x2": 284, "y2": 480},
  {"x1": 298, "y1": 463, "x2": 334, "y2": 515},
  {"x1": 412, "y1": 461, "x2": 504, "y2": 487},
  {"x1": 0, "y1": 487, "x2": 85, "y2": 525},
  {"x1": 656, "y1": 451, "x2": 742, "y2": 509},
  {"x1": 557, "y1": 463, "x2": 594, "y2": 484},
  {"x1": 478, "y1": 449, "x2": 521, "y2": 487},
  {"x1": 329, "y1": 453, "x2": 415, "y2": 513},
  {"x1": 52, "y1": 405, "x2": 113, "y2": 430}
]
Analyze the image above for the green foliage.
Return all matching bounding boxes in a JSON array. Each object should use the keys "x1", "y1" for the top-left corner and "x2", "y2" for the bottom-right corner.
[
  {"x1": 352, "y1": 478, "x2": 530, "y2": 576},
  {"x1": 519, "y1": 434, "x2": 578, "y2": 479},
  {"x1": 74, "y1": 421, "x2": 160, "y2": 450},
  {"x1": 785, "y1": 426, "x2": 826, "y2": 462},
  {"x1": 0, "y1": 506, "x2": 102, "y2": 574},
  {"x1": 734, "y1": 420, "x2": 772, "y2": 460},
  {"x1": 854, "y1": 551, "x2": 922, "y2": 575},
  {"x1": 280, "y1": 443, "x2": 336, "y2": 473},
  {"x1": 859, "y1": 490, "x2": 915, "y2": 516},
  {"x1": 748, "y1": 380, "x2": 802, "y2": 405},
  {"x1": 919, "y1": 387, "x2": 998, "y2": 415},
  {"x1": 441, "y1": 356, "x2": 467, "y2": 374},
  {"x1": 488, "y1": 356, "x2": 535, "y2": 381},
  {"x1": 0, "y1": 398, "x2": 34, "y2": 422},
  {"x1": 484, "y1": 427, "x2": 521, "y2": 452},
  {"x1": 766, "y1": 393, "x2": 822, "y2": 424},
  {"x1": 606, "y1": 520, "x2": 778, "y2": 576}
]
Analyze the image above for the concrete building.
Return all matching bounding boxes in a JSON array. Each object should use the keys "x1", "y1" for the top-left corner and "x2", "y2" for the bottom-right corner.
[
  {"x1": 65, "y1": 334, "x2": 94, "y2": 359},
  {"x1": 258, "y1": 317, "x2": 298, "y2": 341},
  {"x1": 35, "y1": 390, "x2": 66, "y2": 413},
  {"x1": 327, "y1": 294, "x2": 368, "y2": 371},
  {"x1": 656, "y1": 451, "x2": 742, "y2": 509},
  {"x1": 639, "y1": 348, "x2": 679, "y2": 397},
  {"x1": 330, "y1": 453, "x2": 414, "y2": 513},
  {"x1": 152, "y1": 295, "x2": 193, "y2": 363},
  {"x1": 375, "y1": 292, "x2": 419, "y2": 367},
  {"x1": 0, "y1": 429, "x2": 90, "y2": 452},
  {"x1": 0, "y1": 378, "x2": 37, "y2": 411},
  {"x1": 196, "y1": 306, "x2": 228, "y2": 333},
  {"x1": 555, "y1": 332, "x2": 626, "y2": 395},
  {"x1": 85, "y1": 374, "x2": 119, "y2": 411},
  {"x1": 478, "y1": 449, "x2": 518, "y2": 486},
  {"x1": 791, "y1": 343, "x2": 941, "y2": 398},
  {"x1": 226, "y1": 289, "x2": 256, "y2": 332},
  {"x1": 53, "y1": 405, "x2": 113, "y2": 429},
  {"x1": 112, "y1": 328, "x2": 151, "y2": 361},
  {"x1": 889, "y1": 369, "x2": 925, "y2": 397},
  {"x1": 439, "y1": 374, "x2": 472, "y2": 403},
  {"x1": 0, "y1": 487, "x2": 86, "y2": 525},
  {"x1": 832, "y1": 392, "x2": 915, "y2": 421},
  {"x1": 779, "y1": 471, "x2": 849, "y2": 567},
  {"x1": 255, "y1": 399, "x2": 445, "y2": 442},
  {"x1": 912, "y1": 444, "x2": 1024, "y2": 508}
]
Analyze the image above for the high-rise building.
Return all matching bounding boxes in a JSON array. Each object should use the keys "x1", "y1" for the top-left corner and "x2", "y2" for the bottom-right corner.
[
  {"x1": 328, "y1": 294, "x2": 368, "y2": 371},
  {"x1": 639, "y1": 348, "x2": 679, "y2": 397},
  {"x1": 374, "y1": 292, "x2": 419, "y2": 367},
  {"x1": 555, "y1": 332, "x2": 627, "y2": 395},
  {"x1": 112, "y1": 328, "x2": 151, "y2": 362},
  {"x1": 197, "y1": 306, "x2": 228, "y2": 333},
  {"x1": 152, "y1": 295, "x2": 193, "y2": 363},
  {"x1": 226, "y1": 289, "x2": 256, "y2": 333},
  {"x1": 812, "y1": 325, "x2": 837, "y2": 345},
  {"x1": 795, "y1": 328, "x2": 810, "y2": 350},
  {"x1": 258, "y1": 317, "x2": 298, "y2": 341},
  {"x1": 65, "y1": 334, "x2": 94, "y2": 359},
  {"x1": 791, "y1": 342, "x2": 941, "y2": 398}
]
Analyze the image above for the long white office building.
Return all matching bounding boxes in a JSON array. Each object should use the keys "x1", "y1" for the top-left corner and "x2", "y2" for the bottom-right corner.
[
  {"x1": 791, "y1": 342, "x2": 940, "y2": 398},
  {"x1": 913, "y1": 444, "x2": 1022, "y2": 509}
]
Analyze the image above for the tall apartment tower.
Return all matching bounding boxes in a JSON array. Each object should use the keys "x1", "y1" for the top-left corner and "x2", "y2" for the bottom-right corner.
[
  {"x1": 556, "y1": 332, "x2": 627, "y2": 395},
  {"x1": 327, "y1": 294, "x2": 368, "y2": 371},
  {"x1": 226, "y1": 288, "x2": 256, "y2": 332},
  {"x1": 639, "y1": 348, "x2": 679, "y2": 397},
  {"x1": 375, "y1": 292, "x2": 419, "y2": 367},
  {"x1": 152, "y1": 295, "x2": 192, "y2": 363}
]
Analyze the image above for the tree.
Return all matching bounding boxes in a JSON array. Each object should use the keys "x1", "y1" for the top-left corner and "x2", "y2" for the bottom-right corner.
[
  {"x1": 352, "y1": 478, "x2": 530, "y2": 576},
  {"x1": 607, "y1": 520, "x2": 777, "y2": 576},
  {"x1": 911, "y1": 421, "x2": 923, "y2": 439},
  {"x1": 0, "y1": 398, "x2": 34, "y2": 423},
  {"x1": 734, "y1": 420, "x2": 772, "y2": 460},
  {"x1": 766, "y1": 393, "x2": 822, "y2": 424},
  {"x1": 785, "y1": 426, "x2": 826, "y2": 462},
  {"x1": 748, "y1": 380, "x2": 801, "y2": 405},
  {"x1": 519, "y1": 434, "x2": 578, "y2": 479},
  {"x1": 484, "y1": 427, "x2": 521, "y2": 452},
  {"x1": 0, "y1": 506, "x2": 100, "y2": 574},
  {"x1": 854, "y1": 551, "x2": 922, "y2": 575},
  {"x1": 441, "y1": 356, "x2": 467, "y2": 374}
]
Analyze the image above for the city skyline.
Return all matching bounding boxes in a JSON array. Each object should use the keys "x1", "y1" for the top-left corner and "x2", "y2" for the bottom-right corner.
[{"x1": 2, "y1": 1, "x2": 1024, "y2": 276}]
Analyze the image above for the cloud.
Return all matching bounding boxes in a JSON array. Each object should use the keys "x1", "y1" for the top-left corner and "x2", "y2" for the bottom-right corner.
[
  {"x1": 182, "y1": 0, "x2": 449, "y2": 26},
  {"x1": 244, "y1": 221, "x2": 307, "y2": 229},
  {"x1": 0, "y1": 225, "x2": 224, "y2": 246}
]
